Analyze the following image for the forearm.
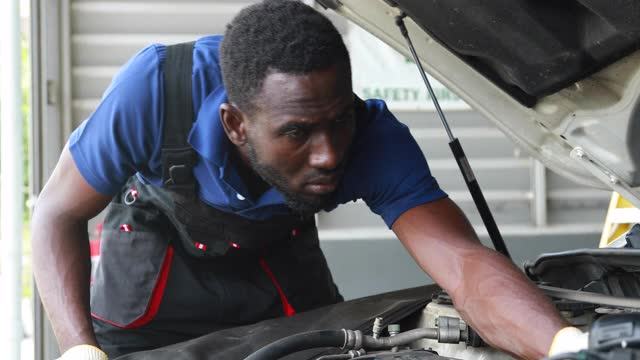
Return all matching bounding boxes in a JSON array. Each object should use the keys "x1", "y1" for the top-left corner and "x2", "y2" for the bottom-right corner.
[
  {"x1": 32, "y1": 208, "x2": 99, "y2": 352},
  {"x1": 393, "y1": 199, "x2": 568, "y2": 358},
  {"x1": 448, "y1": 247, "x2": 567, "y2": 359}
]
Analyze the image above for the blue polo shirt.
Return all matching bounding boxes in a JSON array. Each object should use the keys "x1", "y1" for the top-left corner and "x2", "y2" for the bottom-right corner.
[{"x1": 69, "y1": 35, "x2": 447, "y2": 228}]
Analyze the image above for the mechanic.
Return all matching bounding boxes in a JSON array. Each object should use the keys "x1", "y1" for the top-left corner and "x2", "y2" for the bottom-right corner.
[{"x1": 31, "y1": 1, "x2": 586, "y2": 359}]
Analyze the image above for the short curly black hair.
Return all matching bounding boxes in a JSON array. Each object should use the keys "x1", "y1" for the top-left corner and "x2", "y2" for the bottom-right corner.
[{"x1": 220, "y1": 0, "x2": 351, "y2": 114}]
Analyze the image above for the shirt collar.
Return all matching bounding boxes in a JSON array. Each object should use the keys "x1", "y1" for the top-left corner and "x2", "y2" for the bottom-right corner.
[{"x1": 188, "y1": 85, "x2": 229, "y2": 167}]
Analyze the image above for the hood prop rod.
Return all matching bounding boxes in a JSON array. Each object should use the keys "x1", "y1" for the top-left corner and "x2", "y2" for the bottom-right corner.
[{"x1": 395, "y1": 13, "x2": 511, "y2": 260}]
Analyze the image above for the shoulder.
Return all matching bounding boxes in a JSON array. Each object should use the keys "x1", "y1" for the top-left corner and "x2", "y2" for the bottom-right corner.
[
  {"x1": 350, "y1": 98, "x2": 414, "y2": 158},
  {"x1": 191, "y1": 36, "x2": 226, "y2": 107},
  {"x1": 106, "y1": 43, "x2": 164, "y2": 96},
  {"x1": 334, "y1": 98, "x2": 447, "y2": 227},
  {"x1": 359, "y1": 98, "x2": 411, "y2": 137},
  {"x1": 335, "y1": 98, "x2": 413, "y2": 198},
  {"x1": 152, "y1": 35, "x2": 223, "y2": 76},
  {"x1": 67, "y1": 43, "x2": 165, "y2": 194},
  {"x1": 193, "y1": 35, "x2": 224, "y2": 59},
  {"x1": 101, "y1": 35, "x2": 224, "y2": 97},
  {"x1": 192, "y1": 35, "x2": 224, "y2": 74}
]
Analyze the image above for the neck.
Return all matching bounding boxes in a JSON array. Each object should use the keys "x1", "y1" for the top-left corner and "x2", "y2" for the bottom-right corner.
[{"x1": 231, "y1": 146, "x2": 270, "y2": 200}]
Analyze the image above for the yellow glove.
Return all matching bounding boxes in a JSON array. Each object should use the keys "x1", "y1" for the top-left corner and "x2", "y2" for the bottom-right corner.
[
  {"x1": 56, "y1": 345, "x2": 108, "y2": 360},
  {"x1": 548, "y1": 327, "x2": 589, "y2": 356}
]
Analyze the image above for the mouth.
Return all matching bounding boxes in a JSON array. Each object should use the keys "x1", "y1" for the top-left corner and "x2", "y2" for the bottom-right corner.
[{"x1": 304, "y1": 175, "x2": 339, "y2": 195}]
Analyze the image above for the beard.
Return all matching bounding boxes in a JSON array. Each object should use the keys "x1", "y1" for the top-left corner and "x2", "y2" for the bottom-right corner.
[{"x1": 245, "y1": 140, "x2": 336, "y2": 217}]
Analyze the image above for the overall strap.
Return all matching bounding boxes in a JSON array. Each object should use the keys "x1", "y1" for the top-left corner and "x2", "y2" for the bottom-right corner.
[{"x1": 161, "y1": 41, "x2": 198, "y2": 196}]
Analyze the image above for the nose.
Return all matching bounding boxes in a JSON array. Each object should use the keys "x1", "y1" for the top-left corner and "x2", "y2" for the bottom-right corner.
[{"x1": 308, "y1": 133, "x2": 340, "y2": 171}]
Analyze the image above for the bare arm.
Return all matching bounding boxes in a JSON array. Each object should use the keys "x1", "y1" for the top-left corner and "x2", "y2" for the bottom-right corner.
[
  {"x1": 32, "y1": 146, "x2": 113, "y2": 353},
  {"x1": 392, "y1": 197, "x2": 567, "y2": 359}
]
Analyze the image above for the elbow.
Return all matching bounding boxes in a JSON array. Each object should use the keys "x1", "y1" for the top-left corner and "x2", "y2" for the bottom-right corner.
[
  {"x1": 30, "y1": 196, "x2": 80, "y2": 248},
  {"x1": 31, "y1": 196, "x2": 56, "y2": 237}
]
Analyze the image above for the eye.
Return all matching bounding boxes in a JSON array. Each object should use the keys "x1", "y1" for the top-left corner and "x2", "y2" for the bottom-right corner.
[{"x1": 285, "y1": 126, "x2": 309, "y2": 140}]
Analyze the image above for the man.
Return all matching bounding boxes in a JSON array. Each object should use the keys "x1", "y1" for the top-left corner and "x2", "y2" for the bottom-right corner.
[{"x1": 32, "y1": 1, "x2": 583, "y2": 359}]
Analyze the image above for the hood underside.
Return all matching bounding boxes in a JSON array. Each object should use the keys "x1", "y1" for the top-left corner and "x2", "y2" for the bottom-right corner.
[{"x1": 318, "y1": 0, "x2": 640, "y2": 206}]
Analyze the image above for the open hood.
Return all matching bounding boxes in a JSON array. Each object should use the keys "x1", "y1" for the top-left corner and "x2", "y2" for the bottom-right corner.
[{"x1": 317, "y1": 0, "x2": 640, "y2": 207}]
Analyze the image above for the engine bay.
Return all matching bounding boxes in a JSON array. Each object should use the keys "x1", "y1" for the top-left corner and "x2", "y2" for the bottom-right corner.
[{"x1": 242, "y1": 249, "x2": 640, "y2": 360}]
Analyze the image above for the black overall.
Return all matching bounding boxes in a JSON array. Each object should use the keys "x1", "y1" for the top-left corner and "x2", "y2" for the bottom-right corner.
[{"x1": 90, "y1": 42, "x2": 343, "y2": 358}]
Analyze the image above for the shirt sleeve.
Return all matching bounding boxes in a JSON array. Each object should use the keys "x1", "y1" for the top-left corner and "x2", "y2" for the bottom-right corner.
[
  {"x1": 337, "y1": 99, "x2": 448, "y2": 228},
  {"x1": 68, "y1": 44, "x2": 165, "y2": 195}
]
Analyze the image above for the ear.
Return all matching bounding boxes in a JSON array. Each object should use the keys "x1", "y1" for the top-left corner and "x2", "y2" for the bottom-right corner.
[{"x1": 219, "y1": 103, "x2": 249, "y2": 146}]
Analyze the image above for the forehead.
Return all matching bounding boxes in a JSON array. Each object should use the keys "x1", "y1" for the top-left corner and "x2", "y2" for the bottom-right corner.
[{"x1": 254, "y1": 65, "x2": 352, "y2": 119}]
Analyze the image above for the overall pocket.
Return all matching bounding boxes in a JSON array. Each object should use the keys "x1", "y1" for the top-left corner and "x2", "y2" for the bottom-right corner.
[
  {"x1": 90, "y1": 202, "x2": 173, "y2": 328},
  {"x1": 262, "y1": 225, "x2": 343, "y2": 313}
]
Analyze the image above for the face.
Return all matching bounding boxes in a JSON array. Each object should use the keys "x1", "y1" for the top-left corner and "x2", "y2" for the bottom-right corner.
[{"x1": 235, "y1": 65, "x2": 355, "y2": 216}]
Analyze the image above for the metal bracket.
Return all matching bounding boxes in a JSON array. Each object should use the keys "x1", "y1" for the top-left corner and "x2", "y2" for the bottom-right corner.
[{"x1": 570, "y1": 147, "x2": 640, "y2": 209}]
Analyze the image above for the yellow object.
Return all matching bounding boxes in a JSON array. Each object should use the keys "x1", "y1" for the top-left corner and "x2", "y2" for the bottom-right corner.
[{"x1": 600, "y1": 192, "x2": 640, "y2": 247}]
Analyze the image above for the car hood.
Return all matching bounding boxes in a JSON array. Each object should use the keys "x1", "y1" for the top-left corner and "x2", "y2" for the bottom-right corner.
[{"x1": 317, "y1": 0, "x2": 640, "y2": 207}]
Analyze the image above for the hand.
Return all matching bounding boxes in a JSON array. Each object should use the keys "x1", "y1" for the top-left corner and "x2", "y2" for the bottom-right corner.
[
  {"x1": 548, "y1": 327, "x2": 589, "y2": 357},
  {"x1": 56, "y1": 345, "x2": 108, "y2": 360}
]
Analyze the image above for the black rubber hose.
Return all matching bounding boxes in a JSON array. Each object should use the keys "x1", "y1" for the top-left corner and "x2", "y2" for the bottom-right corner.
[{"x1": 244, "y1": 330, "x2": 346, "y2": 360}]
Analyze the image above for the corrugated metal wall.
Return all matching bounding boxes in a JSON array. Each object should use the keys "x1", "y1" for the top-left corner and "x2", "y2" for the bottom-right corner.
[{"x1": 71, "y1": 0, "x2": 255, "y2": 125}]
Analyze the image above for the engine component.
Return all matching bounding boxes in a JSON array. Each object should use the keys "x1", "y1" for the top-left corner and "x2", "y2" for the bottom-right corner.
[
  {"x1": 373, "y1": 318, "x2": 384, "y2": 340},
  {"x1": 525, "y1": 249, "x2": 640, "y2": 299},
  {"x1": 436, "y1": 316, "x2": 465, "y2": 344},
  {"x1": 543, "y1": 314, "x2": 640, "y2": 360},
  {"x1": 545, "y1": 348, "x2": 640, "y2": 360},
  {"x1": 431, "y1": 291, "x2": 453, "y2": 305},
  {"x1": 359, "y1": 328, "x2": 439, "y2": 350},
  {"x1": 244, "y1": 328, "x2": 442, "y2": 360},
  {"x1": 389, "y1": 324, "x2": 401, "y2": 352},
  {"x1": 344, "y1": 349, "x2": 460, "y2": 359},
  {"x1": 590, "y1": 314, "x2": 640, "y2": 351},
  {"x1": 598, "y1": 348, "x2": 640, "y2": 360},
  {"x1": 315, "y1": 355, "x2": 353, "y2": 360},
  {"x1": 388, "y1": 324, "x2": 401, "y2": 337},
  {"x1": 316, "y1": 349, "x2": 367, "y2": 360},
  {"x1": 625, "y1": 224, "x2": 640, "y2": 248},
  {"x1": 246, "y1": 290, "x2": 640, "y2": 360},
  {"x1": 539, "y1": 285, "x2": 640, "y2": 309},
  {"x1": 413, "y1": 302, "x2": 514, "y2": 360}
]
